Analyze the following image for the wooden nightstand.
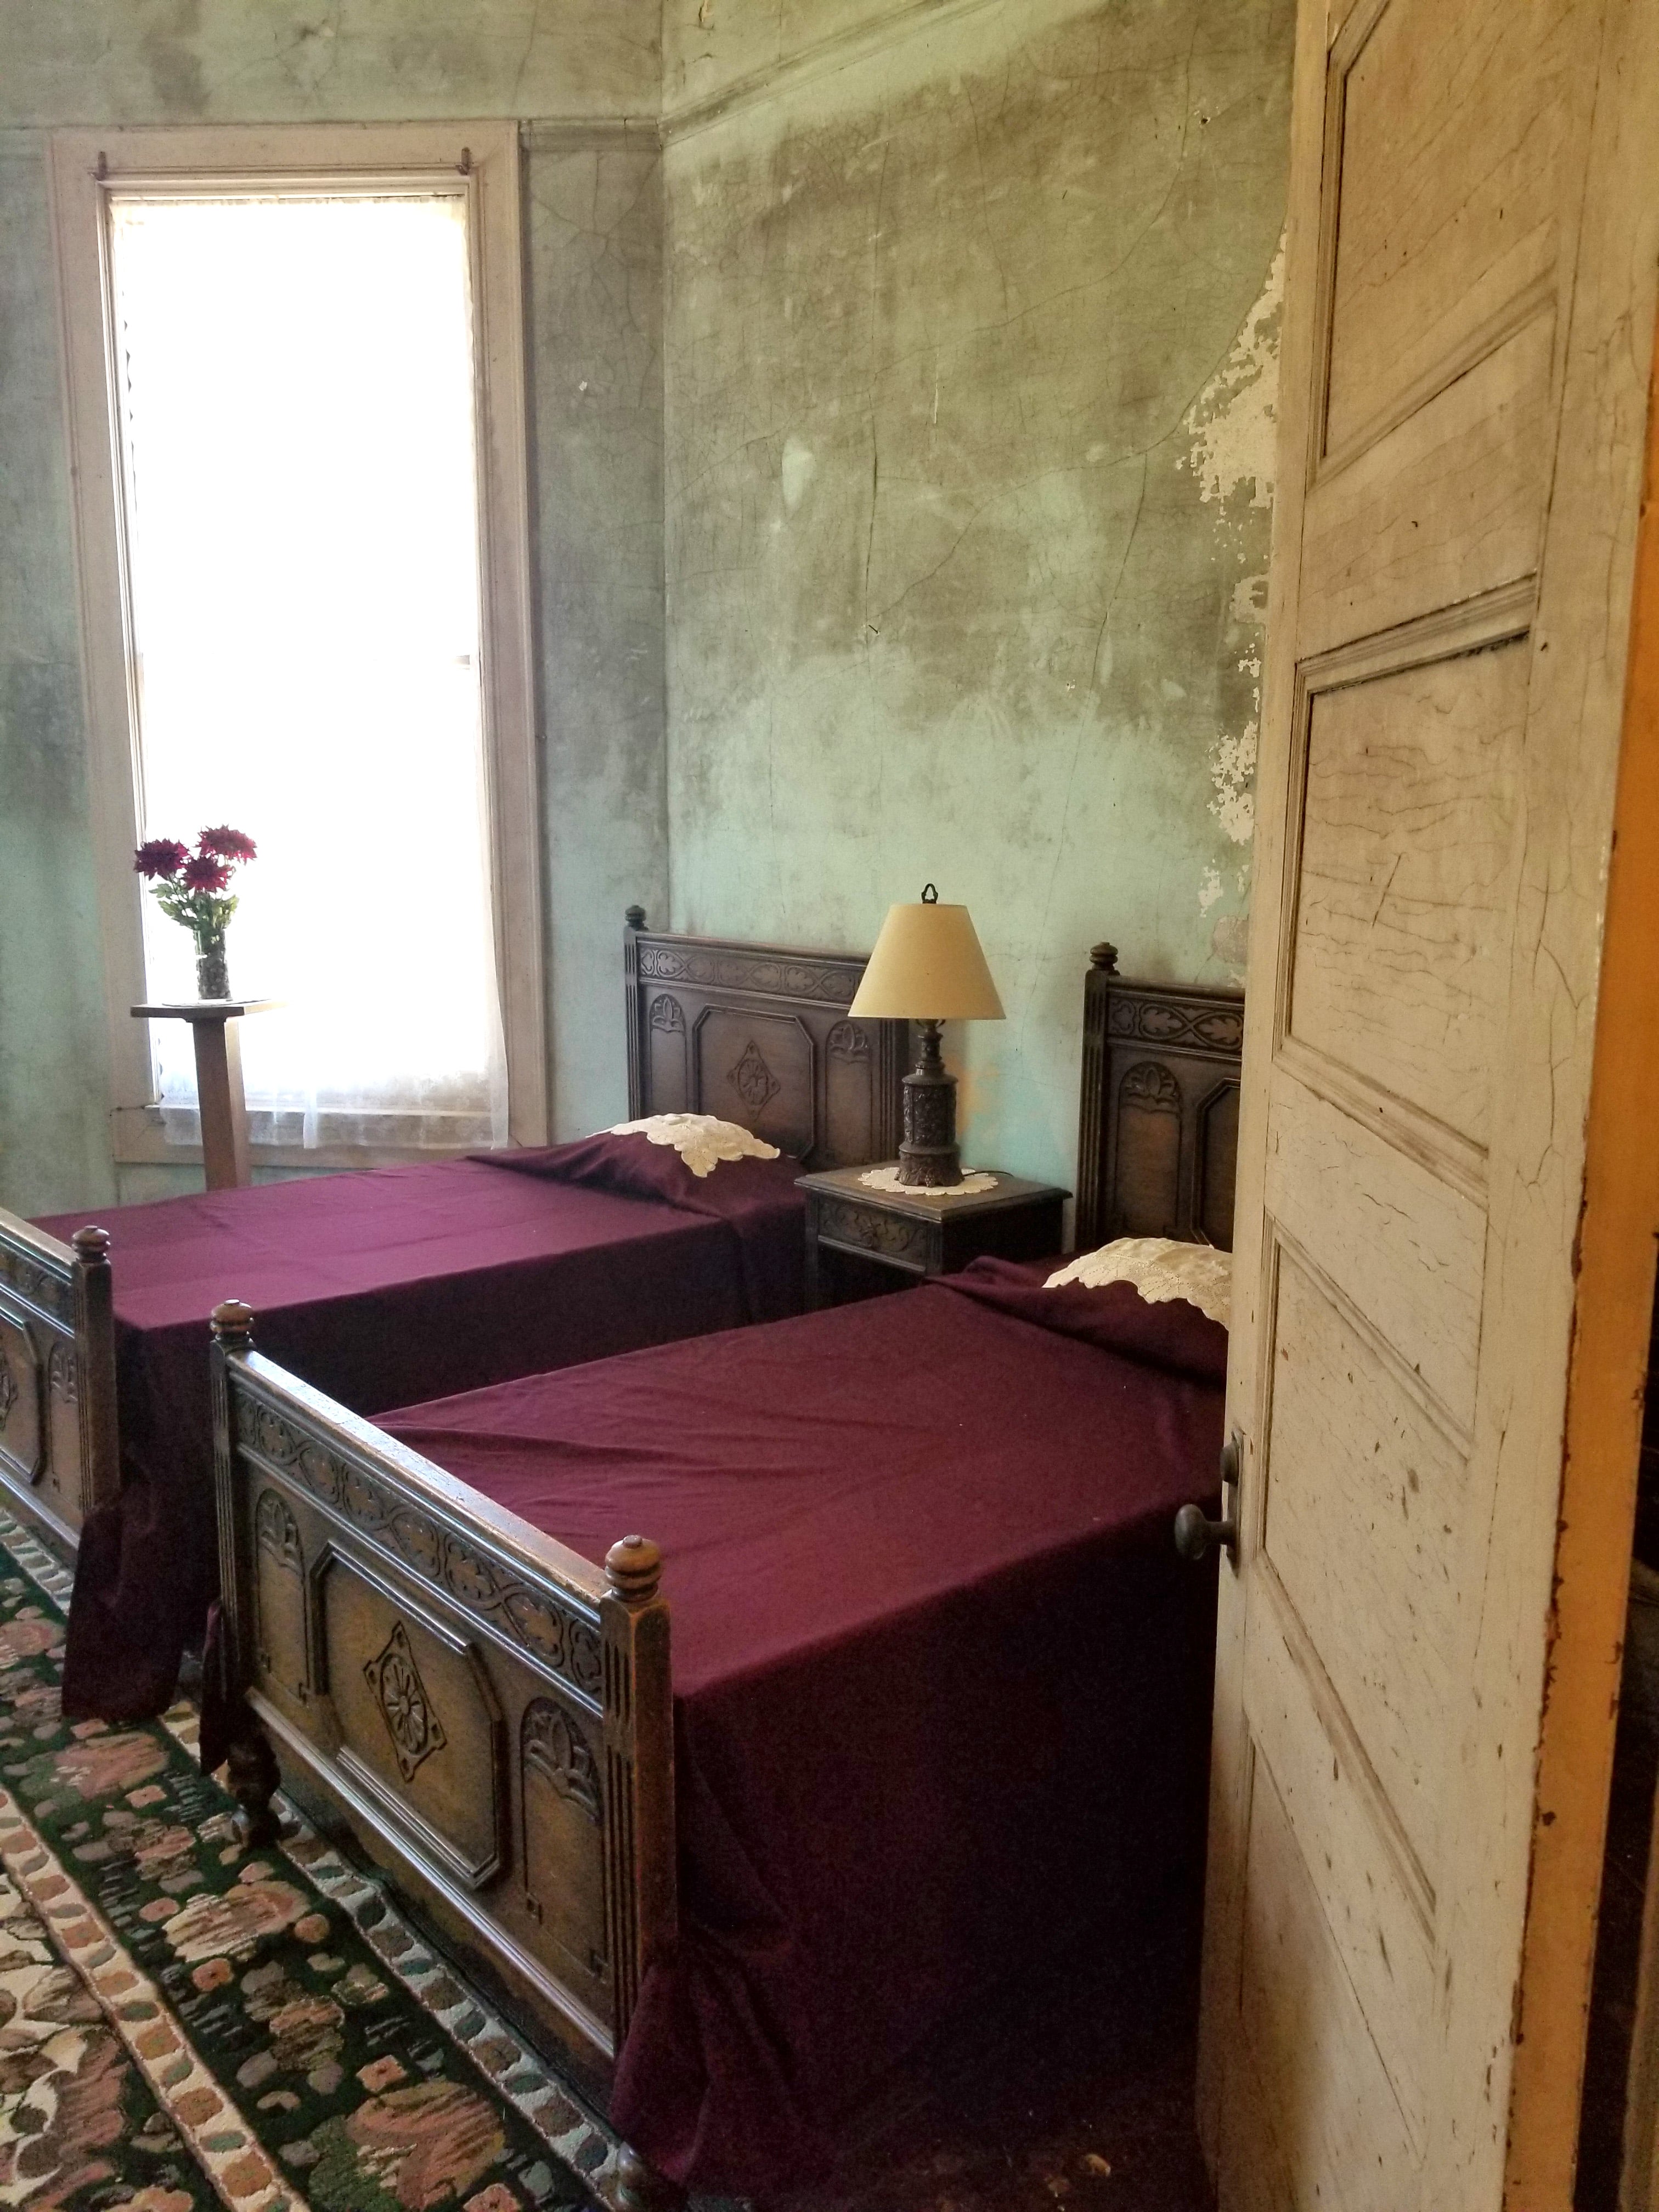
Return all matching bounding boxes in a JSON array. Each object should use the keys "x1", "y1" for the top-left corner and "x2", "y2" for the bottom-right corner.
[{"x1": 797, "y1": 1166, "x2": 1069, "y2": 1311}]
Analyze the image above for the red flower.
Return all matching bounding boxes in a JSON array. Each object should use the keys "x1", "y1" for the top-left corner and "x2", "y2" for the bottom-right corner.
[
  {"x1": 198, "y1": 826, "x2": 257, "y2": 862},
  {"x1": 181, "y1": 853, "x2": 232, "y2": 893},
  {"x1": 134, "y1": 838, "x2": 189, "y2": 879}
]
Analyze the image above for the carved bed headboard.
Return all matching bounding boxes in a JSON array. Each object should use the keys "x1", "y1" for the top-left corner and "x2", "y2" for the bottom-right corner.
[
  {"x1": 623, "y1": 912, "x2": 906, "y2": 1170},
  {"x1": 1075, "y1": 943, "x2": 1245, "y2": 1252}
]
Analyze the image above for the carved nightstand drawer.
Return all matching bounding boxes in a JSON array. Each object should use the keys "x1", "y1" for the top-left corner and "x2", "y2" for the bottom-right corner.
[{"x1": 796, "y1": 1167, "x2": 1068, "y2": 1311}]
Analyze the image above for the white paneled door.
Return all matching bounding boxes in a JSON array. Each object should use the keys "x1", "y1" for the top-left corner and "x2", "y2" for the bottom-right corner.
[{"x1": 1199, "y1": 0, "x2": 1659, "y2": 2205}]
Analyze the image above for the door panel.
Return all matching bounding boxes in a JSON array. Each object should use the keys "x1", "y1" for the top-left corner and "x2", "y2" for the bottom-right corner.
[
  {"x1": 1286, "y1": 641, "x2": 1527, "y2": 1142},
  {"x1": 1263, "y1": 1070, "x2": 1485, "y2": 1426},
  {"x1": 1244, "y1": 1606, "x2": 1436, "y2": 2137},
  {"x1": 1220, "y1": 2005, "x2": 1297, "y2": 2212},
  {"x1": 1323, "y1": 0, "x2": 1577, "y2": 459},
  {"x1": 1201, "y1": 0, "x2": 1658, "y2": 2204},
  {"x1": 1299, "y1": 313, "x2": 1554, "y2": 657},
  {"x1": 1237, "y1": 1753, "x2": 1419, "y2": 2204},
  {"x1": 1262, "y1": 1248, "x2": 1463, "y2": 1881}
]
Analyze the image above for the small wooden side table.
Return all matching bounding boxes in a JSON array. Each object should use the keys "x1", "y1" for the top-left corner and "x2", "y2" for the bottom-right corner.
[
  {"x1": 797, "y1": 1165, "x2": 1069, "y2": 1311},
  {"x1": 131, "y1": 999, "x2": 281, "y2": 1191}
]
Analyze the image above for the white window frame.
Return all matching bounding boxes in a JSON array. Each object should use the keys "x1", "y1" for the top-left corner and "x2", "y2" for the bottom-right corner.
[{"x1": 49, "y1": 121, "x2": 548, "y2": 1167}]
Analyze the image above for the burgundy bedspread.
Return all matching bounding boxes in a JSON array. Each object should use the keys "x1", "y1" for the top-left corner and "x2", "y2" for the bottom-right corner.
[
  {"x1": 382, "y1": 1263, "x2": 1222, "y2": 2194},
  {"x1": 473, "y1": 1139, "x2": 804, "y2": 1327},
  {"x1": 35, "y1": 1156, "x2": 803, "y2": 1721}
]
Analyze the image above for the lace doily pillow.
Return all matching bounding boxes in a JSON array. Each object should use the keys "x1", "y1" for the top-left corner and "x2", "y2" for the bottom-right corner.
[
  {"x1": 1045, "y1": 1236, "x2": 1232, "y2": 1328},
  {"x1": 606, "y1": 1113, "x2": 781, "y2": 1180}
]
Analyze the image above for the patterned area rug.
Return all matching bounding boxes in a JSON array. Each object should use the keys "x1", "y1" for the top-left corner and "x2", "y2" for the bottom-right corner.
[{"x1": 0, "y1": 1510, "x2": 619, "y2": 2212}]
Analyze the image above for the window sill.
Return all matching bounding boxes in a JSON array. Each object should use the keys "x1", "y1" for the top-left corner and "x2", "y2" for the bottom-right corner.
[{"x1": 110, "y1": 1103, "x2": 492, "y2": 1175}]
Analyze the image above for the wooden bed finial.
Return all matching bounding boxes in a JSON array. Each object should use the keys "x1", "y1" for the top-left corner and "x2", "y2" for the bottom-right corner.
[
  {"x1": 1090, "y1": 942, "x2": 1119, "y2": 973},
  {"x1": 211, "y1": 1299, "x2": 255, "y2": 1348},
  {"x1": 625, "y1": 905, "x2": 647, "y2": 930},
  {"x1": 606, "y1": 1534, "x2": 662, "y2": 1606},
  {"x1": 615, "y1": 2146, "x2": 687, "y2": 2210},
  {"x1": 226, "y1": 1728, "x2": 281, "y2": 1847},
  {"x1": 71, "y1": 1224, "x2": 111, "y2": 1263}
]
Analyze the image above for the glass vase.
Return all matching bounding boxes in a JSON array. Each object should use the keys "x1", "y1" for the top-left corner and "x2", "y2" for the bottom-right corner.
[{"x1": 194, "y1": 931, "x2": 231, "y2": 1002}]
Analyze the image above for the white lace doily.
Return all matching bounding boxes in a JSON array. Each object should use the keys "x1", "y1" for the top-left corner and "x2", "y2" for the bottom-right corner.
[
  {"x1": 1046, "y1": 1235, "x2": 1231, "y2": 1327},
  {"x1": 605, "y1": 1113, "x2": 780, "y2": 1179},
  {"x1": 859, "y1": 1166, "x2": 1000, "y2": 1200}
]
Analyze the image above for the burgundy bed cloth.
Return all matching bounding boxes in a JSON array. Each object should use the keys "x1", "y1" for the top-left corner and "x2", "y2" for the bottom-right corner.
[
  {"x1": 34, "y1": 1151, "x2": 804, "y2": 1721},
  {"x1": 381, "y1": 1259, "x2": 1223, "y2": 2195}
]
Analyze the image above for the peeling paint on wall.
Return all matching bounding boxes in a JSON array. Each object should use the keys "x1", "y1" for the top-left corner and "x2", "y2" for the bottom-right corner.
[
  {"x1": 1181, "y1": 232, "x2": 1284, "y2": 521},
  {"x1": 1211, "y1": 912, "x2": 1250, "y2": 966},
  {"x1": 1210, "y1": 727, "x2": 1260, "y2": 849},
  {"x1": 1181, "y1": 230, "x2": 1284, "y2": 938},
  {"x1": 2, "y1": 0, "x2": 1291, "y2": 1209},
  {"x1": 664, "y1": 0, "x2": 1294, "y2": 1187}
]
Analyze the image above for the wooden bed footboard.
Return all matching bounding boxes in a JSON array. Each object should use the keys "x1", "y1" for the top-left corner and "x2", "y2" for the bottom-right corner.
[
  {"x1": 208, "y1": 1299, "x2": 676, "y2": 2097},
  {"x1": 0, "y1": 1210, "x2": 117, "y2": 1551}
]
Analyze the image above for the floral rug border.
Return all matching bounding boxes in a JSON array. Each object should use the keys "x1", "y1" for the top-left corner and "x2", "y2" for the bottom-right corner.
[
  {"x1": 0, "y1": 1508, "x2": 631, "y2": 2212},
  {"x1": 0, "y1": 1780, "x2": 296, "y2": 2210}
]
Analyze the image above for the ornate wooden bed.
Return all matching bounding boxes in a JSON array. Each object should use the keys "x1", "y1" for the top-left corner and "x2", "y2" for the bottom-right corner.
[
  {"x1": 0, "y1": 917, "x2": 906, "y2": 1560},
  {"x1": 1074, "y1": 940, "x2": 1245, "y2": 1251},
  {"x1": 0, "y1": 1220, "x2": 119, "y2": 1553},
  {"x1": 206, "y1": 947, "x2": 1243, "y2": 2206}
]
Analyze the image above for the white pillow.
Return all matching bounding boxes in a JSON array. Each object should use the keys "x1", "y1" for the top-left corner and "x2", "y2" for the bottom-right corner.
[
  {"x1": 1045, "y1": 1235, "x2": 1231, "y2": 1328},
  {"x1": 605, "y1": 1112, "x2": 780, "y2": 1179}
]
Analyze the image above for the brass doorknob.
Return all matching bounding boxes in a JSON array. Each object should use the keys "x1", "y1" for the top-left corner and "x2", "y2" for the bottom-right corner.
[{"x1": 1174, "y1": 1502, "x2": 1236, "y2": 1562}]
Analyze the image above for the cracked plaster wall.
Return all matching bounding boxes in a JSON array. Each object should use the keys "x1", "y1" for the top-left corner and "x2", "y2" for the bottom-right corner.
[
  {"x1": 664, "y1": 0, "x2": 936, "y2": 111},
  {"x1": 529, "y1": 132, "x2": 668, "y2": 1143},
  {"x1": 663, "y1": 0, "x2": 1291, "y2": 1187},
  {"x1": 0, "y1": 1, "x2": 664, "y2": 1212},
  {"x1": 2, "y1": 0, "x2": 1290, "y2": 1212}
]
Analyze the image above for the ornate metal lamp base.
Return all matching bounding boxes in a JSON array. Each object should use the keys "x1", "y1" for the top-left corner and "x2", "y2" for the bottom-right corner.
[{"x1": 896, "y1": 1019, "x2": 961, "y2": 1187}]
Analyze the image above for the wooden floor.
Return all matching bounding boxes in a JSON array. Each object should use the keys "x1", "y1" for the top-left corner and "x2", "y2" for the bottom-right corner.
[
  {"x1": 751, "y1": 1917, "x2": 1214, "y2": 2212},
  {"x1": 1575, "y1": 1563, "x2": 1659, "y2": 2211}
]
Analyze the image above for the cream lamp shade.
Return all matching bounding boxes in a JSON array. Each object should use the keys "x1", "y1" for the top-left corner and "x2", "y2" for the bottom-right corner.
[{"x1": 848, "y1": 895, "x2": 1005, "y2": 1022}]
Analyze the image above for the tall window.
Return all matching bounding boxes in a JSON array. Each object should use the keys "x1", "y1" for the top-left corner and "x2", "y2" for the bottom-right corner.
[{"x1": 53, "y1": 127, "x2": 544, "y2": 1165}]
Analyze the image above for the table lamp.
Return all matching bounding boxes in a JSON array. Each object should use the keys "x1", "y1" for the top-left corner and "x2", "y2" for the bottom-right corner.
[{"x1": 849, "y1": 885, "x2": 1005, "y2": 1186}]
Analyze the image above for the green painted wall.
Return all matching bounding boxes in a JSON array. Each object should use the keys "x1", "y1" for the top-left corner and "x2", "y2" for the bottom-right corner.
[
  {"x1": 529, "y1": 129, "x2": 669, "y2": 1149},
  {"x1": 0, "y1": 0, "x2": 666, "y2": 1216},
  {"x1": 2, "y1": 0, "x2": 1292, "y2": 1214},
  {"x1": 0, "y1": 133, "x2": 116, "y2": 1215},
  {"x1": 662, "y1": 0, "x2": 1291, "y2": 1189}
]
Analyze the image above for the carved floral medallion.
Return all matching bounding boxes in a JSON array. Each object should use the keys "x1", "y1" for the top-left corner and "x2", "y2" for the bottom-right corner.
[
  {"x1": 727, "y1": 1039, "x2": 781, "y2": 1115},
  {"x1": 244, "y1": 1396, "x2": 605, "y2": 1706},
  {"x1": 363, "y1": 1621, "x2": 447, "y2": 1784}
]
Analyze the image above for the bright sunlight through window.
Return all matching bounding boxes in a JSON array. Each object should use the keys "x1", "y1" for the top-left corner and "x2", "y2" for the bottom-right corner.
[{"x1": 108, "y1": 189, "x2": 506, "y2": 1149}]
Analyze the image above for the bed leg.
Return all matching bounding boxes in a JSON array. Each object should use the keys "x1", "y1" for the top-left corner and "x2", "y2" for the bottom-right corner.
[
  {"x1": 614, "y1": 2146, "x2": 686, "y2": 2210},
  {"x1": 225, "y1": 1722, "x2": 280, "y2": 1847}
]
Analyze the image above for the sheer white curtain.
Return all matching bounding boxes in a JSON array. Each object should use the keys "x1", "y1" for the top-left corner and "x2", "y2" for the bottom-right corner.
[{"x1": 108, "y1": 189, "x2": 507, "y2": 1150}]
